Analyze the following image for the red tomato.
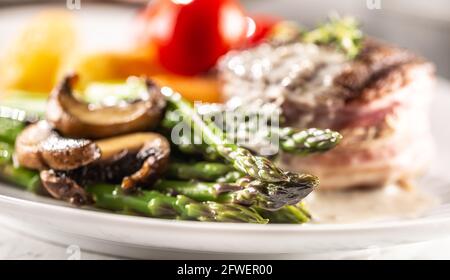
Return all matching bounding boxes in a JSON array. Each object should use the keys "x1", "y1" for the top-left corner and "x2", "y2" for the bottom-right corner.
[
  {"x1": 245, "y1": 14, "x2": 280, "y2": 46},
  {"x1": 137, "y1": 0, "x2": 248, "y2": 76}
]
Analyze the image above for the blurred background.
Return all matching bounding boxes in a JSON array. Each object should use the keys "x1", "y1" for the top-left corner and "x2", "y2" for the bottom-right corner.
[
  {"x1": 0, "y1": 0, "x2": 449, "y2": 78},
  {"x1": 244, "y1": 0, "x2": 450, "y2": 78}
]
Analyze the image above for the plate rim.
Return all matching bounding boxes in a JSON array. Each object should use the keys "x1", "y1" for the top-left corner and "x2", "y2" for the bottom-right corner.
[{"x1": 1, "y1": 187, "x2": 449, "y2": 233}]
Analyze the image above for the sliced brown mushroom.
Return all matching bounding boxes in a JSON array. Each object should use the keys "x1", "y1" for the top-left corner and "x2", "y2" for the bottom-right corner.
[
  {"x1": 95, "y1": 132, "x2": 170, "y2": 192},
  {"x1": 21, "y1": 128, "x2": 170, "y2": 205},
  {"x1": 46, "y1": 74, "x2": 166, "y2": 139},
  {"x1": 15, "y1": 121, "x2": 100, "y2": 171},
  {"x1": 121, "y1": 135, "x2": 170, "y2": 192},
  {"x1": 51, "y1": 132, "x2": 171, "y2": 201},
  {"x1": 40, "y1": 170, "x2": 92, "y2": 206}
]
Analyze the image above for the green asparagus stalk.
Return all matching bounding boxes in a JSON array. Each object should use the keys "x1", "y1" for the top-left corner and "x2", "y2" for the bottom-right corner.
[
  {"x1": 162, "y1": 88, "x2": 318, "y2": 209},
  {"x1": 0, "y1": 119, "x2": 41, "y2": 192},
  {"x1": 153, "y1": 179, "x2": 310, "y2": 223},
  {"x1": 0, "y1": 164, "x2": 41, "y2": 193},
  {"x1": 0, "y1": 141, "x2": 41, "y2": 192},
  {"x1": 228, "y1": 125, "x2": 342, "y2": 156},
  {"x1": 274, "y1": 127, "x2": 342, "y2": 155},
  {"x1": 154, "y1": 179, "x2": 234, "y2": 202},
  {"x1": 153, "y1": 178, "x2": 309, "y2": 220},
  {"x1": 164, "y1": 90, "x2": 281, "y2": 181},
  {"x1": 0, "y1": 142, "x2": 13, "y2": 165},
  {"x1": 180, "y1": 143, "x2": 219, "y2": 161},
  {"x1": 162, "y1": 109, "x2": 221, "y2": 160},
  {"x1": 167, "y1": 161, "x2": 239, "y2": 182},
  {"x1": 255, "y1": 204, "x2": 311, "y2": 224},
  {"x1": 216, "y1": 171, "x2": 243, "y2": 183},
  {"x1": 0, "y1": 117, "x2": 26, "y2": 144},
  {"x1": 174, "y1": 133, "x2": 220, "y2": 161},
  {"x1": 162, "y1": 106, "x2": 342, "y2": 157},
  {"x1": 86, "y1": 184, "x2": 268, "y2": 223}
]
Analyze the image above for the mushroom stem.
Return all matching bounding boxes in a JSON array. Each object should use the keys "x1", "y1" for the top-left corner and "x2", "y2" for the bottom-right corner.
[{"x1": 40, "y1": 170, "x2": 92, "y2": 205}]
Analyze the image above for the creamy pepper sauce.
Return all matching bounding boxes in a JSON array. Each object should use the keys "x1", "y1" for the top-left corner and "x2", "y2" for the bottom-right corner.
[
  {"x1": 219, "y1": 42, "x2": 349, "y2": 109},
  {"x1": 305, "y1": 185, "x2": 438, "y2": 224}
]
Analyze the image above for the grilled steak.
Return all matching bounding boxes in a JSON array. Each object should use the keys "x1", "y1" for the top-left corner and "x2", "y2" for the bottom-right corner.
[{"x1": 219, "y1": 39, "x2": 435, "y2": 189}]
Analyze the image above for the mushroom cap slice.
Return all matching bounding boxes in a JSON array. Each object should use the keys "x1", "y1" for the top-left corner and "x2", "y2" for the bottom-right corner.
[
  {"x1": 62, "y1": 133, "x2": 170, "y2": 189},
  {"x1": 15, "y1": 121, "x2": 100, "y2": 171},
  {"x1": 95, "y1": 133, "x2": 161, "y2": 161},
  {"x1": 95, "y1": 132, "x2": 170, "y2": 191},
  {"x1": 46, "y1": 74, "x2": 166, "y2": 139},
  {"x1": 120, "y1": 134, "x2": 170, "y2": 191},
  {"x1": 40, "y1": 134, "x2": 100, "y2": 171},
  {"x1": 14, "y1": 121, "x2": 52, "y2": 170}
]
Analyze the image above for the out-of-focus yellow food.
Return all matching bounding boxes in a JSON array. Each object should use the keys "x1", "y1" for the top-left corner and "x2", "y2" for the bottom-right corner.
[
  {"x1": 62, "y1": 47, "x2": 164, "y2": 89},
  {"x1": 153, "y1": 74, "x2": 222, "y2": 103},
  {"x1": 67, "y1": 48, "x2": 222, "y2": 103},
  {"x1": 0, "y1": 10, "x2": 78, "y2": 93},
  {"x1": 0, "y1": 9, "x2": 222, "y2": 103}
]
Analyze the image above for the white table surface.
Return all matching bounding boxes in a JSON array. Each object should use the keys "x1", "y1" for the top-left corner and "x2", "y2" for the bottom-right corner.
[
  {"x1": 1, "y1": 222, "x2": 450, "y2": 260},
  {"x1": 0, "y1": 224, "x2": 117, "y2": 260}
]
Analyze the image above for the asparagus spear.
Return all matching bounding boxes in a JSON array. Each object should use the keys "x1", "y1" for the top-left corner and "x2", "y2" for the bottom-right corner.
[
  {"x1": 0, "y1": 117, "x2": 26, "y2": 144},
  {"x1": 171, "y1": 123, "x2": 342, "y2": 157},
  {"x1": 174, "y1": 133, "x2": 220, "y2": 161},
  {"x1": 167, "y1": 161, "x2": 240, "y2": 182},
  {"x1": 0, "y1": 142, "x2": 13, "y2": 165},
  {"x1": 162, "y1": 106, "x2": 342, "y2": 156},
  {"x1": 162, "y1": 109, "x2": 221, "y2": 160},
  {"x1": 153, "y1": 178, "x2": 311, "y2": 223},
  {"x1": 230, "y1": 125, "x2": 342, "y2": 156},
  {"x1": 216, "y1": 171, "x2": 243, "y2": 183},
  {"x1": 162, "y1": 88, "x2": 318, "y2": 209},
  {"x1": 154, "y1": 179, "x2": 235, "y2": 202},
  {"x1": 155, "y1": 178, "x2": 311, "y2": 211},
  {"x1": 255, "y1": 204, "x2": 311, "y2": 224},
  {"x1": 86, "y1": 184, "x2": 268, "y2": 223},
  {"x1": 275, "y1": 127, "x2": 342, "y2": 155},
  {"x1": 0, "y1": 141, "x2": 41, "y2": 192},
  {"x1": 153, "y1": 176, "x2": 310, "y2": 220},
  {"x1": 0, "y1": 164, "x2": 41, "y2": 193},
  {"x1": 153, "y1": 178, "x2": 309, "y2": 219}
]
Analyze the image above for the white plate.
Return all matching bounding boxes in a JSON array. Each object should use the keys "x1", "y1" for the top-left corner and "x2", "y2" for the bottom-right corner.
[
  {"x1": 0, "y1": 3, "x2": 450, "y2": 260},
  {"x1": 0, "y1": 79, "x2": 449, "y2": 260}
]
